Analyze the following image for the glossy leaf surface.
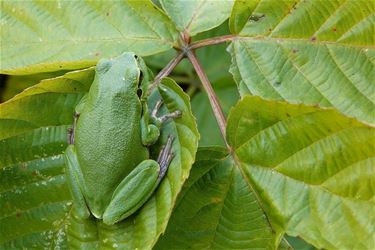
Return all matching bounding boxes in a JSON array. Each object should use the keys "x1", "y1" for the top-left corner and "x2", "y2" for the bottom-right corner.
[
  {"x1": 0, "y1": 0, "x2": 178, "y2": 74},
  {"x1": 0, "y1": 70, "x2": 199, "y2": 249},
  {"x1": 226, "y1": 96, "x2": 375, "y2": 249},
  {"x1": 0, "y1": 69, "x2": 93, "y2": 248},
  {"x1": 228, "y1": 0, "x2": 375, "y2": 124},
  {"x1": 155, "y1": 147, "x2": 277, "y2": 249},
  {"x1": 160, "y1": 0, "x2": 234, "y2": 36}
]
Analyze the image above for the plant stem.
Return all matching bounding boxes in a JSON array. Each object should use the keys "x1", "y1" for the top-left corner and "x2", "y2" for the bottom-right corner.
[
  {"x1": 190, "y1": 35, "x2": 236, "y2": 50},
  {"x1": 186, "y1": 50, "x2": 231, "y2": 150},
  {"x1": 147, "y1": 52, "x2": 185, "y2": 95}
]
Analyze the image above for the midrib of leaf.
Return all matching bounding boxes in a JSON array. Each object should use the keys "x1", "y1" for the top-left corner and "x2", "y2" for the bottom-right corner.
[
  {"x1": 325, "y1": 45, "x2": 374, "y2": 105},
  {"x1": 1, "y1": 1, "x2": 174, "y2": 46},
  {"x1": 230, "y1": 154, "x2": 280, "y2": 244},
  {"x1": 274, "y1": 126, "x2": 366, "y2": 170},
  {"x1": 234, "y1": 113, "x2": 374, "y2": 190},
  {"x1": 236, "y1": 36, "x2": 374, "y2": 49},
  {"x1": 226, "y1": 97, "x2": 375, "y2": 248},
  {"x1": 184, "y1": 1, "x2": 206, "y2": 35},
  {"x1": 230, "y1": 35, "x2": 375, "y2": 123},
  {"x1": 321, "y1": 156, "x2": 375, "y2": 185},
  {"x1": 207, "y1": 161, "x2": 234, "y2": 249},
  {"x1": 336, "y1": 12, "x2": 375, "y2": 42}
]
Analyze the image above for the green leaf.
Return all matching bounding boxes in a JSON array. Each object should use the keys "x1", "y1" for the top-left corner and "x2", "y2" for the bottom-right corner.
[
  {"x1": 0, "y1": 69, "x2": 93, "y2": 248},
  {"x1": 285, "y1": 236, "x2": 316, "y2": 250},
  {"x1": 0, "y1": 72, "x2": 198, "y2": 249},
  {"x1": 226, "y1": 96, "x2": 375, "y2": 249},
  {"x1": 159, "y1": 0, "x2": 235, "y2": 36},
  {"x1": 229, "y1": 0, "x2": 259, "y2": 34},
  {"x1": 0, "y1": 72, "x2": 66, "y2": 102},
  {"x1": 155, "y1": 147, "x2": 278, "y2": 249},
  {"x1": 0, "y1": 0, "x2": 178, "y2": 74},
  {"x1": 228, "y1": 0, "x2": 375, "y2": 124}
]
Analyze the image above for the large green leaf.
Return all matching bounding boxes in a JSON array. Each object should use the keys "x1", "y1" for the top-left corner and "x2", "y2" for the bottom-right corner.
[
  {"x1": 0, "y1": 0, "x2": 178, "y2": 74},
  {"x1": 0, "y1": 71, "x2": 67, "y2": 102},
  {"x1": 226, "y1": 96, "x2": 375, "y2": 249},
  {"x1": 0, "y1": 69, "x2": 93, "y2": 248},
  {"x1": 159, "y1": 0, "x2": 235, "y2": 36},
  {"x1": 228, "y1": 0, "x2": 375, "y2": 124},
  {"x1": 155, "y1": 147, "x2": 278, "y2": 249},
  {"x1": 0, "y1": 72, "x2": 199, "y2": 248}
]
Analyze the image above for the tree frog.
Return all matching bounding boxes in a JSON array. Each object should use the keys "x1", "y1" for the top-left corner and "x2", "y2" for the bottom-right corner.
[{"x1": 64, "y1": 52, "x2": 181, "y2": 225}]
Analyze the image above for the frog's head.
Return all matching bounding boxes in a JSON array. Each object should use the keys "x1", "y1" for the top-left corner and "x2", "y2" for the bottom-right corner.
[{"x1": 95, "y1": 52, "x2": 142, "y2": 91}]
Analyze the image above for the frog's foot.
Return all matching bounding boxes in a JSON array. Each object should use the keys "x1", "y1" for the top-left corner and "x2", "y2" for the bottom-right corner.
[
  {"x1": 157, "y1": 135, "x2": 174, "y2": 180},
  {"x1": 151, "y1": 100, "x2": 182, "y2": 124},
  {"x1": 68, "y1": 112, "x2": 80, "y2": 144}
]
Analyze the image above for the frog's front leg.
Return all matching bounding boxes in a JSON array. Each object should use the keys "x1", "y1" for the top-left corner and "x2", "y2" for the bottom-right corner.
[
  {"x1": 102, "y1": 136, "x2": 174, "y2": 225},
  {"x1": 64, "y1": 145, "x2": 90, "y2": 219},
  {"x1": 141, "y1": 100, "x2": 181, "y2": 146}
]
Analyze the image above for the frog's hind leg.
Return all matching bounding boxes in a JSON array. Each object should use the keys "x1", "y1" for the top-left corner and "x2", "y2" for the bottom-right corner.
[
  {"x1": 157, "y1": 135, "x2": 174, "y2": 180},
  {"x1": 64, "y1": 145, "x2": 90, "y2": 219},
  {"x1": 102, "y1": 136, "x2": 175, "y2": 225}
]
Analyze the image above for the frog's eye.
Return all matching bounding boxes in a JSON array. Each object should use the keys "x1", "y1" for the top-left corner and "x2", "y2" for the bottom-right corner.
[
  {"x1": 96, "y1": 60, "x2": 112, "y2": 74},
  {"x1": 137, "y1": 88, "x2": 143, "y2": 98}
]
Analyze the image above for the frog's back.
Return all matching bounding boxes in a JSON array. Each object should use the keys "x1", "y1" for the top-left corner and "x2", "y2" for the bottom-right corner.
[{"x1": 75, "y1": 54, "x2": 149, "y2": 217}]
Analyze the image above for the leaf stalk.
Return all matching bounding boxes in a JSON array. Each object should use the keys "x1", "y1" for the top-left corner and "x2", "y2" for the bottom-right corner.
[
  {"x1": 186, "y1": 50, "x2": 231, "y2": 150},
  {"x1": 147, "y1": 52, "x2": 185, "y2": 95},
  {"x1": 190, "y1": 35, "x2": 236, "y2": 49}
]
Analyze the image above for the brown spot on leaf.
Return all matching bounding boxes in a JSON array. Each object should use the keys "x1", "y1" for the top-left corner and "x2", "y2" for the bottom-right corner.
[
  {"x1": 310, "y1": 36, "x2": 317, "y2": 42},
  {"x1": 106, "y1": 12, "x2": 110, "y2": 16},
  {"x1": 95, "y1": 52, "x2": 100, "y2": 57},
  {"x1": 333, "y1": 28, "x2": 337, "y2": 32},
  {"x1": 292, "y1": 48, "x2": 298, "y2": 53},
  {"x1": 16, "y1": 211, "x2": 22, "y2": 218}
]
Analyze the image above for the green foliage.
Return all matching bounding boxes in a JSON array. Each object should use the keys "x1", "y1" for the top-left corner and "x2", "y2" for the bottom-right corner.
[
  {"x1": 159, "y1": 0, "x2": 234, "y2": 36},
  {"x1": 226, "y1": 96, "x2": 375, "y2": 249},
  {"x1": 1, "y1": 0, "x2": 374, "y2": 249},
  {"x1": 228, "y1": 0, "x2": 375, "y2": 124},
  {"x1": 0, "y1": 0, "x2": 178, "y2": 74}
]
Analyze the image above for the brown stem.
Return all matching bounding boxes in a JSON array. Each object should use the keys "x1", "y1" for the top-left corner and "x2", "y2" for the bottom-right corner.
[
  {"x1": 190, "y1": 35, "x2": 236, "y2": 50},
  {"x1": 147, "y1": 52, "x2": 185, "y2": 95},
  {"x1": 186, "y1": 50, "x2": 231, "y2": 150}
]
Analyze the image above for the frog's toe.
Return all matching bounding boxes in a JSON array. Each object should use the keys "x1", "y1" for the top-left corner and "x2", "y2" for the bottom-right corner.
[
  {"x1": 157, "y1": 135, "x2": 175, "y2": 179},
  {"x1": 159, "y1": 110, "x2": 182, "y2": 123},
  {"x1": 151, "y1": 100, "x2": 182, "y2": 124}
]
